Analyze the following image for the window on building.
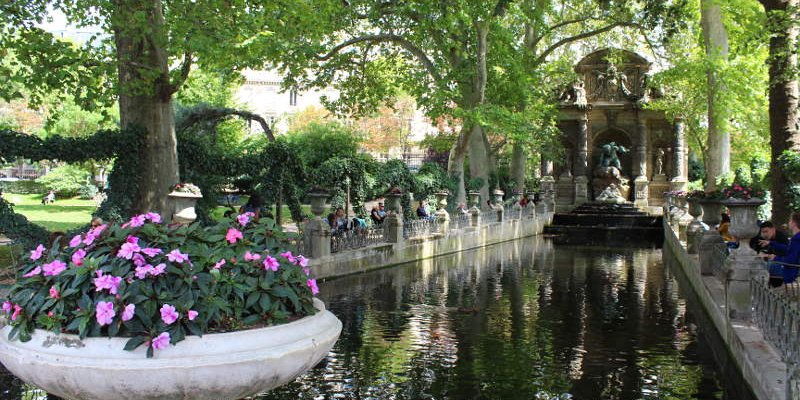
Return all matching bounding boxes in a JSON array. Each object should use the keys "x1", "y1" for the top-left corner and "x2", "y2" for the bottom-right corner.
[{"x1": 289, "y1": 89, "x2": 298, "y2": 106}]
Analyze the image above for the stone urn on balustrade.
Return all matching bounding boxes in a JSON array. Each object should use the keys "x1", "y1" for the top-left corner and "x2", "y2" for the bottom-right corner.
[
  {"x1": 168, "y1": 183, "x2": 203, "y2": 224},
  {"x1": 685, "y1": 197, "x2": 706, "y2": 254},
  {"x1": 722, "y1": 197, "x2": 766, "y2": 259},
  {"x1": 385, "y1": 187, "x2": 403, "y2": 215},
  {"x1": 697, "y1": 198, "x2": 725, "y2": 275}
]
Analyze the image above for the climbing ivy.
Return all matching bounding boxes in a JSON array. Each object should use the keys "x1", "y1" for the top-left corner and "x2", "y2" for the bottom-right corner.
[{"x1": 0, "y1": 128, "x2": 144, "y2": 247}]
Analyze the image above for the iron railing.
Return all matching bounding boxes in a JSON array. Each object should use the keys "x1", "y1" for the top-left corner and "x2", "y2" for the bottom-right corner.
[
  {"x1": 751, "y1": 274, "x2": 800, "y2": 367},
  {"x1": 481, "y1": 209, "x2": 499, "y2": 224},
  {"x1": 404, "y1": 218, "x2": 438, "y2": 238},
  {"x1": 330, "y1": 227, "x2": 386, "y2": 253},
  {"x1": 450, "y1": 212, "x2": 472, "y2": 230}
]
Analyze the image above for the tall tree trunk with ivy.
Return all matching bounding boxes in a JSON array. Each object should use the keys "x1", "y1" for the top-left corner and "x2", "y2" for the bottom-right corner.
[
  {"x1": 759, "y1": 0, "x2": 800, "y2": 223},
  {"x1": 700, "y1": 0, "x2": 731, "y2": 191},
  {"x1": 510, "y1": 143, "x2": 526, "y2": 192},
  {"x1": 112, "y1": 0, "x2": 180, "y2": 215}
]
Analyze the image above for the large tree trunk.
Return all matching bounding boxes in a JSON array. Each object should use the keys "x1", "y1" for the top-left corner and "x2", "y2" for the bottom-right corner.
[
  {"x1": 510, "y1": 142, "x2": 526, "y2": 192},
  {"x1": 468, "y1": 124, "x2": 492, "y2": 207},
  {"x1": 700, "y1": 0, "x2": 730, "y2": 191},
  {"x1": 113, "y1": 0, "x2": 180, "y2": 215},
  {"x1": 760, "y1": 0, "x2": 800, "y2": 224},
  {"x1": 448, "y1": 129, "x2": 470, "y2": 206}
]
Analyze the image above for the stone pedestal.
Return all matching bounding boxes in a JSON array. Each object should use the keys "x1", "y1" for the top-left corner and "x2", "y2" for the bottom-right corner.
[
  {"x1": 633, "y1": 176, "x2": 649, "y2": 208},
  {"x1": 304, "y1": 218, "x2": 331, "y2": 259},
  {"x1": 698, "y1": 200, "x2": 724, "y2": 276},
  {"x1": 574, "y1": 176, "x2": 589, "y2": 205},
  {"x1": 168, "y1": 191, "x2": 202, "y2": 224},
  {"x1": 670, "y1": 178, "x2": 688, "y2": 192},
  {"x1": 556, "y1": 176, "x2": 574, "y2": 206},
  {"x1": 723, "y1": 198, "x2": 767, "y2": 321},
  {"x1": 686, "y1": 199, "x2": 706, "y2": 254}
]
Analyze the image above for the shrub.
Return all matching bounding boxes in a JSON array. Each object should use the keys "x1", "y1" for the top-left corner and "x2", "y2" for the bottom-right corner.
[
  {"x1": 0, "y1": 180, "x2": 46, "y2": 195},
  {"x1": 36, "y1": 165, "x2": 90, "y2": 197},
  {"x1": 2, "y1": 212, "x2": 318, "y2": 358},
  {"x1": 77, "y1": 183, "x2": 99, "y2": 200}
]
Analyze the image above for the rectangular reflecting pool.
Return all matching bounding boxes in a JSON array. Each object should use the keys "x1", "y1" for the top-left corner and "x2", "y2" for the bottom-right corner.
[{"x1": 0, "y1": 237, "x2": 755, "y2": 399}]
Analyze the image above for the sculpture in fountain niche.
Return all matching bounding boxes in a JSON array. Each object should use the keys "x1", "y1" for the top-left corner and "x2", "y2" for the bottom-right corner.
[
  {"x1": 655, "y1": 148, "x2": 665, "y2": 176},
  {"x1": 558, "y1": 78, "x2": 588, "y2": 109},
  {"x1": 593, "y1": 142, "x2": 630, "y2": 203}
]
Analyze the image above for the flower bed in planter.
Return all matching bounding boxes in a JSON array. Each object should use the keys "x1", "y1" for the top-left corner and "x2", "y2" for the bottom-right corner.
[{"x1": 0, "y1": 210, "x2": 342, "y2": 399}]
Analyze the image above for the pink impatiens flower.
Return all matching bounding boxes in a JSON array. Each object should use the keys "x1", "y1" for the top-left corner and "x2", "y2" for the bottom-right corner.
[
  {"x1": 144, "y1": 212, "x2": 162, "y2": 223},
  {"x1": 225, "y1": 228, "x2": 243, "y2": 244},
  {"x1": 150, "y1": 263, "x2": 167, "y2": 276},
  {"x1": 213, "y1": 259, "x2": 226, "y2": 270},
  {"x1": 237, "y1": 212, "x2": 254, "y2": 227},
  {"x1": 151, "y1": 332, "x2": 171, "y2": 350},
  {"x1": 29, "y1": 244, "x2": 45, "y2": 261},
  {"x1": 187, "y1": 310, "x2": 198, "y2": 321},
  {"x1": 128, "y1": 214, "x2": 146, "y2": 228},
  {"x1": 280, "y1": 251, "x2": 295, "y2": 263},
  {"x1": 69, "y1": 235, "x2": 82, "y2": 248},
  {"x1": 307, "y1": 278, "x2": 319, "y2": 295},
  {"x1": 93, "y1": 271, "x2": 122, "y2": 295},
  {"x1": 122, "y1": 304, "x2": 135, "y2": 322},
  {"x1": 132, "y1": 253, "x2": 147, "y2": 268},
  {"x1": 263, "y1": 256, "x2": 280, "y2": 272},
  {"x1": 167, "y1": 249, "x2": 189, "y2": 264},
  {"x1": 160, "y1": 304, "x2": 179, "y2": 325},
  {"x1": 2, "y1": 301, "x2": 12, "y2": 313},
  {"x1": 71, "y1": 248, "x2": 87, "y2": 266},
  {"x1": 42, "y1": 260, "x2": 67, "y2": 277},
  {"x1": 141, "y1": 247, "x2": 162, "y2": 258},
  {"x1": 95, "y1": 301, "x2": 115, "y2": 326},
  {"x1": 23, "y1": 266, "x2": 41, "y2": 278},
  {"x1": 134, "y1": 264, "x2": 153, "y2": 280},
  {"x1": 11, "y1": 305, "x2": 22, "y2": 321},
  {"x1": 117, "y1": 242, "x2": 141, "y2": 260},
  {"x1": 49, "y1": 286, "x2": 60, "y2": 299},
  {"x1": 294, "y1": 255, "x2": 309, "y2": 268},
  {"x1": 244, "y1": 251, "x2": 261, "y2": 261}
]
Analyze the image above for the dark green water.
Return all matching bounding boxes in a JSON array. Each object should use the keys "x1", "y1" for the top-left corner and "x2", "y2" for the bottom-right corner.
[{"x1": 0, "y1": 237, "x2": 752, "y2": 399}]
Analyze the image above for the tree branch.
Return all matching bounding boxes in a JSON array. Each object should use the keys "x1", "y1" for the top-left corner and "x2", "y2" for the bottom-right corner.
[
  {"x1": 317, "y1": 34, "x2": 443, "y2": 83},
  {"x1": 177, "y1": 106, "x2": 276, "y2": 142},
  {"x1": 169, "y1": 51, "x2": 193, "y2": 94},
  {"x1": 533, "y1": 22, "x2": 638, "y2": 65}
]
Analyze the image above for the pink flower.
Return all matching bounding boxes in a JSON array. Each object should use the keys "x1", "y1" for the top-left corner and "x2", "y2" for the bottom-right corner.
[
  {"x1": 294, "y1": 255, "x2": 309, "y2": 268},
  {"x1": 307, "y1": 278, "x2": 319, "y2": 295},
  {"x1": 42, "y1": 260, "x2": 67, "y2": 276},
  {"x1": 213, "y1": 259, "x2": 226, "y2": 270},
  {"x1": 11, "y1": 305, "x2": 22, "y2": 321},
  {"x1": 237, "y1": 213, "x2": 252, "y2": 227},
  {"x1": 141, "y1": 247, "x2": 162, "y2": 257},
  {"x1": 2, "y1": 301, "x2": 12, "y2": 313},
  {"x1": 69, "y1": 235, "x2": 82, "y2": 248},
  {"x1": 122, "y1": 304, "x2": 135, "y2": 322},
  {"x1": 117, "y1": 242, "x2": 141, "y2": 260},
  {"x1": 244, "y1": 251, "x2": 261, "y2": 261},
  {"x1": 187, "y1": 310, "x2": 198, "y2": 321},
  {"x1": 126, "y1": 235, "x2": 139, "y2": 245},
  {"x1": 29, "y1": 244, "x2": 45, "y2": 261},
  {"x1": 23, "y1": 266, "x2": 41, "y2": 278},
  {"x1": 132, "y1": 253, "x2": 147, "y2": 268},
  {"x1": 83, "y1": 232, "x2": 98, "y2": 246},
  {"x1": 263, "y1": 256, "x2": 280, "y2": 272},
  {"x1": 151, "y1": 263, "x2": 167, "y2": 276},
  {"x1": 160, "y1": 304, "x2": 179, "y2": 325},
  {"x1": 128, "y1": 214, "x2": 146, "y2": 228},
  {"x1": 134, "y1": 264, "x2": 153, "y2": 279},
  {"x1": 94, "y1": 271, "x2": 122, "y2": 295},
  {"x1": 91, "y1": 224, "x2": 107, "y2": 236},
  {"x1": 151, "y1": 332, "x2": 171, "y2": 350},
  {"x1": 71, "y1": 248, "x2": 87, "y2": 266},
  {"x1": 280, "y1": 251, "x2": 295, "y2": 263},
  {"x1": 167, "y1": 249, "x2": 189, "y2": 264},
  {"x1": 49, "y1": 286, "x2": 60, "y2": 299},
  {"x1": 47, "y1": 311, "x2": 53, "y2": 317},
  {"x1": 145, "y1": 212, "x2": 162, "y2": 223},
  {"x1": 95, "y1": 301, "x2": 115, "y2": 326},
  {"x1": 226, "y1": 228, "x2": 243, "y2": 244}
]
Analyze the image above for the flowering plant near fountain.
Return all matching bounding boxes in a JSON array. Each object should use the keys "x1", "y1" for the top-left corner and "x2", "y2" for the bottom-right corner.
[
  {"x1": 721, "y1": 183, "x2": 766, "y2": 201},
  {"x1": 2, "y1": 212, "x2": 317, "y2": 358}
]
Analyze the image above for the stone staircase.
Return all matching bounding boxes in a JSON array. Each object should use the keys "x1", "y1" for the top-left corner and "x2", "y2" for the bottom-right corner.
[{"x1": 544, "y1": 202, "x2": 663, "y2": 246}]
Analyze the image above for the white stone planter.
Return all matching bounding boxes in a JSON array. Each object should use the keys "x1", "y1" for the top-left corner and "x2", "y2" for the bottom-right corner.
[
  {"x1": 0, "y1": 299, "x2": 342, "y2": 400},
  {"x1": 168, "y1": 191, "x2": 203, "y2": 224}
]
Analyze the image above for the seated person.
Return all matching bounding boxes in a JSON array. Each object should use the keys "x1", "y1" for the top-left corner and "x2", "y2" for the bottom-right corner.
[
  {"x1": 416, "y1": 201, "x2": 431, "y2": 219},
  {"x1": 751, "y1": 221, "x2": 790, "y2": 255},
  {"x1": 717, "y1": 213, "x2": 735, "y2": 242},
  {"x1": 761, "y1": 212, "x2": 800, "y2": 285},
  {"x1": 239, "y1": 194, "x2": 266, "y2": 222},
  {"x1": 519, "y1": 196, "x2": 529, "y2": 208},
  {"x1": 456, "y1": 203, "x2": 469, "y2": 215},
  {"x1": 352, "y1": 214, "x2": 368, "y2": 233},
  {"x1": 370, "y1": 203, "x2": 385, "y2": 225}
]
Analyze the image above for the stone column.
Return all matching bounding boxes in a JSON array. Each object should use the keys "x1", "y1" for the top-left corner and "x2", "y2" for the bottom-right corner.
[
  {"x1": 384, "y1": 191, "x2": 404, "y2": 244},
  {"x1": 575, "y1": 116, "x2": 589, "y2": 177},
  {"x1": 634, "y1": 118, "x2": 649, "y2": 208},
  {"x1": 671, "y1": 118, "x2": 688, "y2": 191},
  {"x1": 304, "y1": 190, "x2": 331, "y2": 259}
]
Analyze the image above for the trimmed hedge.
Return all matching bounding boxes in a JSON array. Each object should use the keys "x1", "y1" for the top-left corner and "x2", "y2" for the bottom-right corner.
[{"x1": 0, "y1": 180, "x2": 46, "y2": 195}]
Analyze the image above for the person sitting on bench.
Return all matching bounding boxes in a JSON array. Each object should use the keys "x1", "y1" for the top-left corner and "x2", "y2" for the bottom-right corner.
[{"x1": 761, "y1": 212, "x2": 800, "y2": 285}]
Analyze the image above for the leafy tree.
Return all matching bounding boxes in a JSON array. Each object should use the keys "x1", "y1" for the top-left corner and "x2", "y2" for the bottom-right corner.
[
  {"x1": 282, "y1": 122, "x2": 364, "y2": 168},
  {"x1": 36, "y1": 164, "x2": 91, "y2": 197},
  {"x1": 1, "y1": 1, "x2": 293, "y2": 213}
]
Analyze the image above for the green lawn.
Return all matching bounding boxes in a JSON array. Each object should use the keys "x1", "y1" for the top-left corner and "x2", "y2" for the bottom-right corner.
[{"x1": 4, "y1": 193, "x2": 97, "y2": 232}]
